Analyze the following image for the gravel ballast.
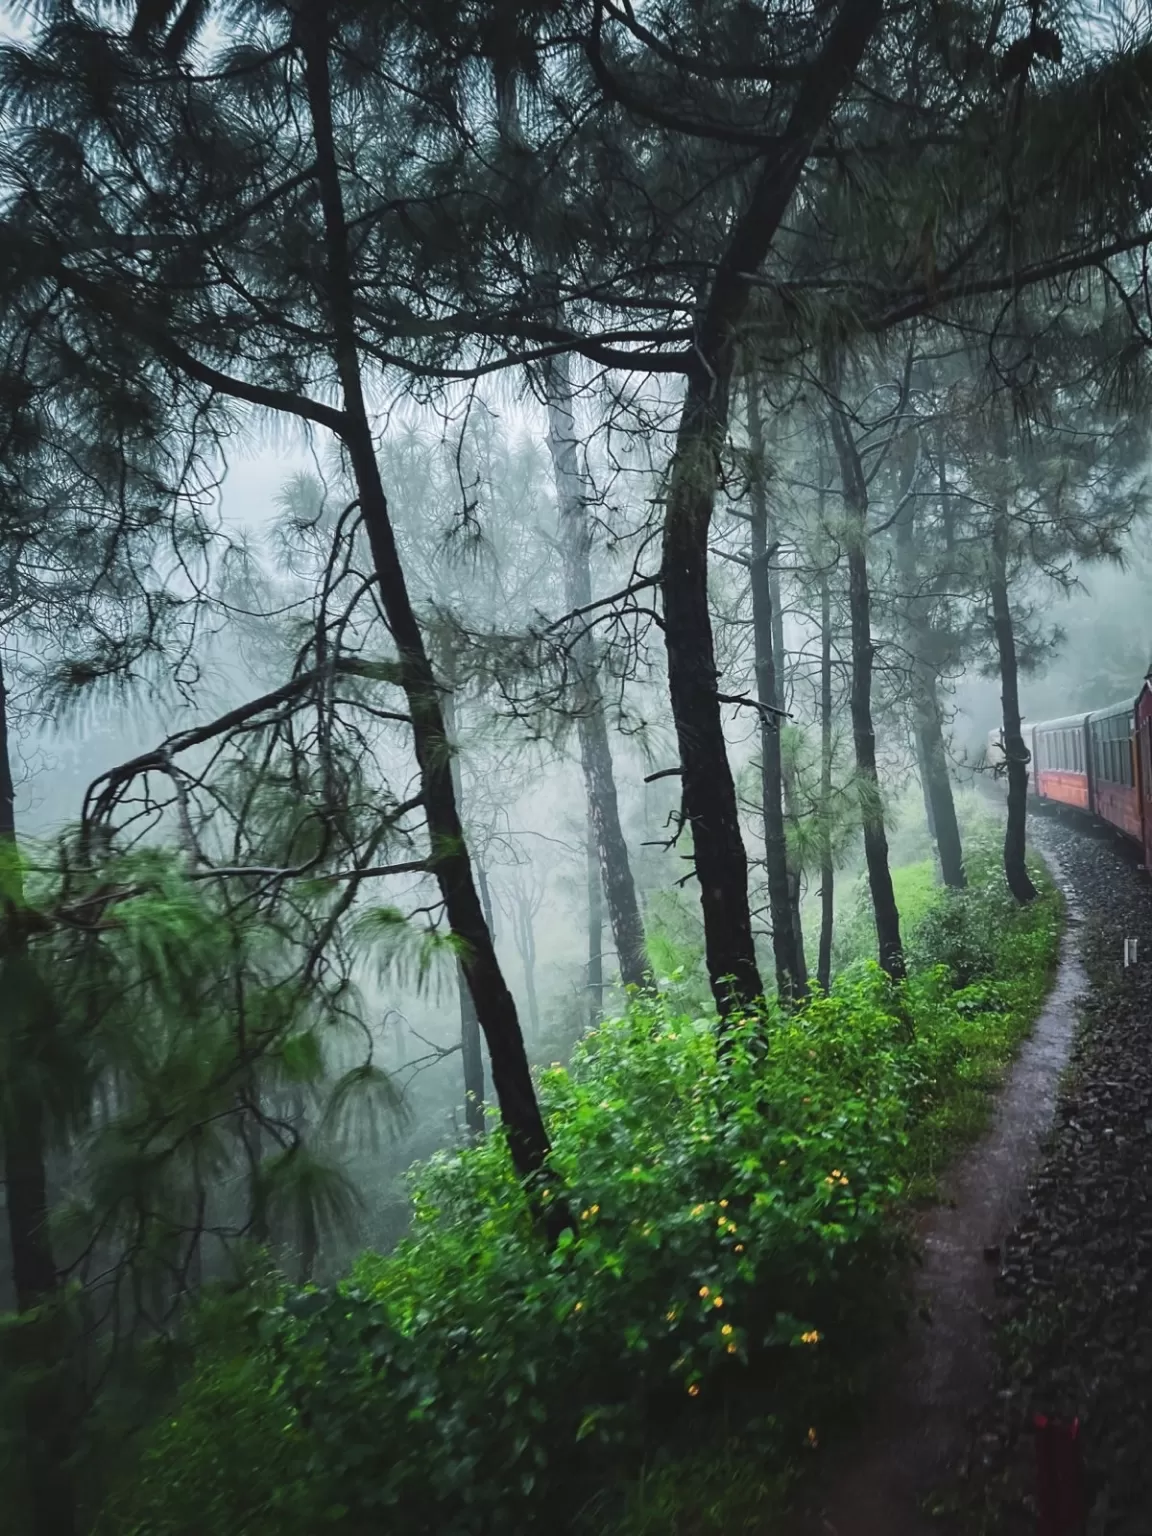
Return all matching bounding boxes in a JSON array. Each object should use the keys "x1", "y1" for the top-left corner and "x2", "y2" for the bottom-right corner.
[{"x1": 969, "y1": 813, "x2": 1152, "y2": 1536}]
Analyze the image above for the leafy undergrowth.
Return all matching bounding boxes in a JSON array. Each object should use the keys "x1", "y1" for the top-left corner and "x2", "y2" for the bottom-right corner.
[{"x1": 101, "y1": 850, "x2": 1060, "y2": 1536}]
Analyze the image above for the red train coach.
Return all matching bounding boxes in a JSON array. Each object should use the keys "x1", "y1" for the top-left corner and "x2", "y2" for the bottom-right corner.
[
  {"x1": 1025, "y1": 672, "x2": 1152, "y2": 868},
  {"x1": 1087, "y1": 701, "x2": 1142, "y2": 842},
  {"x1": 1032, "y1": 714, "x2": 1090, "y2": 810},
  {"x1": 1138, "y1": 676, "x2": 1152, "y2": 871}
]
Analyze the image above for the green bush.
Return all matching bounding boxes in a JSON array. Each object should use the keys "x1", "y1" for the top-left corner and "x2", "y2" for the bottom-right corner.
[{"x1": 102, "y1": 861, "x2": 1060, "y2": 1536}]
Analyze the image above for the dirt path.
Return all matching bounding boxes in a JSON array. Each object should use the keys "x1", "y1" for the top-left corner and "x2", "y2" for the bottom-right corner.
[{"x1": 785, "y1": 842, "x2": 1085, "y2": 1536}]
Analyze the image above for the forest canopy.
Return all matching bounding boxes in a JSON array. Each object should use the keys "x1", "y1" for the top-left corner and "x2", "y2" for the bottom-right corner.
[{"x1": 1, "y1": 0, "x2": 1151, "y2": 1531}]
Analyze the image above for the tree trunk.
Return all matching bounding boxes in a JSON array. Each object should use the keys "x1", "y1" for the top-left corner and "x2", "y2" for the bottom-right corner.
[
  {"x1": 440, "y1": 677, "x2": 485, "y2": 1139},
  {"x1": 991, "y1": 509, "x2": 1038, "y2": 904},
  {"x1": 893, "y1": 474, "x2": 967, "y2": 889},
  {"x1": 586, "y1": 813, "x2": 603, "y2": 1028},
  {"x1": 299, "y1": 10, "x2": 554, "y2": 1194},
  {"x1": 0, "y1": 652, "x2": 77, "y2": 1536},
  {"x1": 511, "y1": 887, "x2": 541, "y2": 1040},
  {"x1": 477, "y1": 863, "x2": 496, "y2": 937},
  {"x1": 817, "y1": 570, "x2": 836, "y2": 994},
  {"x1": 746, "y1": 378, "x2": 806, "y2": 1003},
  {"x1": 544, "y1": 351, "x2": 647, "y2": 990},
  {"x1": 657, "y1": 0, "x2": 882, "y2": 1016},
  {"x1": 827, "y1": 401, "x2": 906, "y2": 983},
  {"x1": 916, "y1": 693, "x2": 967, "y2": 889},
  {"x1": 457, "y1": 963, "x2": 485, "y2": 1138},
  {"x1": 663, "y1": 387, "x2": 764, "y2": 1015},
  {"x1": 915, "y1": 729, "x2": 938, "y2": 842},
  {"x1": 770, "y1": 540, "x2": 809, "y2": 982}
]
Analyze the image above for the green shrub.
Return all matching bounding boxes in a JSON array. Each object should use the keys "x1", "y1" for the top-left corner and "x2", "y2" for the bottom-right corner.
[{"x1": 102, "y1": 859, "x2": 1060, "y2": 1536}]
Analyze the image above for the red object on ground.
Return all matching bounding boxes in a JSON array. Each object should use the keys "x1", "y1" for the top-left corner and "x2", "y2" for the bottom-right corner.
[{"x1": 1034, "y1": 1414, "x2": 1086, "y2": 1536}]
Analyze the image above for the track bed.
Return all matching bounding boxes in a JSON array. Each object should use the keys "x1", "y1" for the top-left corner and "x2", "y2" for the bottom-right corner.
[{"x1": 968, "y1": 815, "x2": 1152, "y2": 1535}]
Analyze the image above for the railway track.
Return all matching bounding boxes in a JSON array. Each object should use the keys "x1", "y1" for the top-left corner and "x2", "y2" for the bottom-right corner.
[{"x1": 965, "y1": 813, "x2": 1152, "y2": 1535}]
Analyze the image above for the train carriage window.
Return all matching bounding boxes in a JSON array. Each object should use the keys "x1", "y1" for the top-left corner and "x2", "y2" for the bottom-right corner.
[
  {"x1": 1097, "y1": 713, "x2": 1136, "y2": 787},
  {"x1": 1119, "y1": 715, "x2": 1135, "y2": 787},
  {"x1": 1142, "y1": 725, "x2": 1152, "y2": 800}
]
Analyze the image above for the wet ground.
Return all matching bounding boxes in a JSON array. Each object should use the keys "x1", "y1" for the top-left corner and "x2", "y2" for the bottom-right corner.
[{"x1": 782, "y1": 820, "x2": 1088, "y2": 1536}]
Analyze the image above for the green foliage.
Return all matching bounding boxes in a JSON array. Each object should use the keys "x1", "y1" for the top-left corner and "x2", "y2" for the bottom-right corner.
[
  {"x1": 0, "y1": 825, "x2": 416, "y2": 1527},
  {"x1": 642, "y1": 888, "x2": 713, "y2": 1014},
  {"x1": 103, "y1": 859, "x2": 1061, "y2": 1536},
  {"x1": 825, "y1": 855, "x2": 940, "y2": 975}
]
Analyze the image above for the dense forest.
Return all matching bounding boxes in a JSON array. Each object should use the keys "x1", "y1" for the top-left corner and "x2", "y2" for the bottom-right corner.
[{"x1": 2, "y1": 1, "x2": 1151, "y2": 1532}]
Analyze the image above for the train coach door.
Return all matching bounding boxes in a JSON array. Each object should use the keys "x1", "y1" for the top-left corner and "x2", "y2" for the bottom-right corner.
[{"x1": 1138, "y1": 679, "x2": 1152, "y2": 871}]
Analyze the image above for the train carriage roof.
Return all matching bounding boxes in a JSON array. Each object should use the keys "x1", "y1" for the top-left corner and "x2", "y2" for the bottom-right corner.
[
  {"x1": 1086, "y1": 697, "x2": 1139, "y2": 726},
  {"x1": 1031, "y1": 712, "x2": 1091, "y2": 734}
]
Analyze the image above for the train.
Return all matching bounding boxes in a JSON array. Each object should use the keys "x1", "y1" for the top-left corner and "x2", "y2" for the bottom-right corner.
[{"x1": 987, "y1": 672, "x2": 1152, "y2": 871}]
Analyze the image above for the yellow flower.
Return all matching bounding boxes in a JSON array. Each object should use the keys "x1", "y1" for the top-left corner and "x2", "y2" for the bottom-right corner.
[
  {"x1": 691, "y1": 1204, "x2": 706, "y2": 1216},
  {"x1": 800, "y1": 1330, "x2": 821, "y2": 1345},
  {"x1": 574, "y1": 1301, "x2": 583, "y2": 1313},
  {"x1": 590, "y1": 1203, "x2": 600, "y2": 1215},
  {"x1": 712, "y1": 1295, "x2": 724, "y2": 1309},
  {"x1": 726, "y1": 1343, "x2": 738, "y2": 1355},
  {"x1": 839, "y1": 1176, "x2": 850, "y2": 1187},
  {"x1": 665, "y1": 1310, "x2": 678, "y2": 1322},
  {"x1": 687, "y1": 1383, "x2": 700, "y2": 1396},
  {"x1": 581, "y1": 1209, "x2": 591, "y2": 1220},
  {"x1": 807, "y1": 1427, "x2": 819, "y2": 1447},
  {"x1": 824, "y1": 1177, "x2": 836, "y2": 1186},
  {"x1": 699, "y1": 1285, "x2": 710, "y2": 1298},
  {"x1": 721, "y1": 1324, "x2": 733, "y2": 1337},
  {"x1": 779, "y1": 1159, "x2": 788, "y2": 1167},
  {"x1": 831, "y1": 1169, "x2": 841, "y2": 1179},
  {"x1": 719, "y1": 1199, "x2": 729, "y2": 1208},
  {"x1": 734, "y1": 1243, "x2": 745, "y2": 1254}
]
